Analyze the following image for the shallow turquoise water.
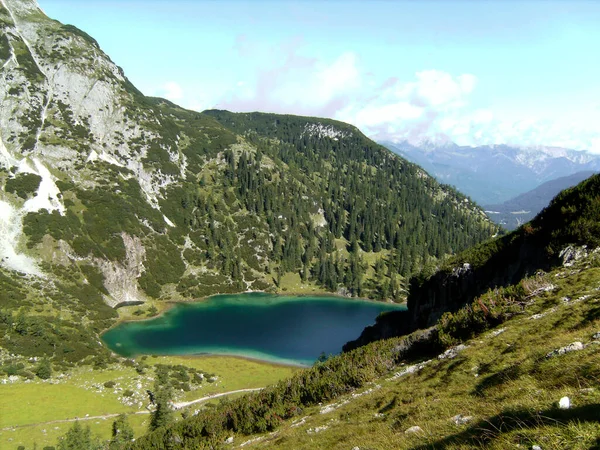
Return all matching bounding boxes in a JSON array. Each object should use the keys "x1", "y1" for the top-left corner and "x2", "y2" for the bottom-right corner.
[{"x1": 102, "y1": 293, "x2": 405, "y2": 365}]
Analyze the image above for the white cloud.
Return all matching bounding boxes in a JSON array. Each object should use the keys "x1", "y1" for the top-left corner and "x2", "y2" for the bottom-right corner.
[
  {"x1": 336, "y1": 70, "x2": 600, "y2": 152},
  {"x1": 151, "y1": 81, "x2": 219, "y2": 112},
  {"x1": 220, "y1": 38, "x2": 360, "y2": 117},
  {"x1": 337, "y1": 70, "x2": 479, "y2": 144},
  {"x1": 411, "y1": 70, "x2": 476, "y2": 108},
  {"x1": 157, "y1": 81, "x2": 184, "y2": 102}
]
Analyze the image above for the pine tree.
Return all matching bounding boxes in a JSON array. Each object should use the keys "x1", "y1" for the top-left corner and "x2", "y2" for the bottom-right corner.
[
  {"x1": 35, "y1": 359, "x2": 52, "y2": 380},
  {"x1": 109, "y1": 414, "x2": 134, "y2": 449},
  {"x1": 149, "y1": 367, "x2": 174, "y2": 431},
  {"x1": 57, "y1": 421, "x2": 102, "y2": 450}
]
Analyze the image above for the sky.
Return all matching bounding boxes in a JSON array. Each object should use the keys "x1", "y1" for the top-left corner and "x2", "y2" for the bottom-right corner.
[{"x1": 38, "y1": 0, "x2": 600, "y2": 152}]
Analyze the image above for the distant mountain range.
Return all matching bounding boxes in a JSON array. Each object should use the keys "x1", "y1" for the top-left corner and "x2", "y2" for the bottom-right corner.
[
  {"x1": 382, "y1": 141, "x2": 600, "y2": 205},
  {"x1": 483, "y1": 171, "x2": 597, "y2": 230}
]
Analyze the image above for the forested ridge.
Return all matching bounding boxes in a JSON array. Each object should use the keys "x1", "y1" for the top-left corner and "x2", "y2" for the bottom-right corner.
[{"x1": 164, "y1": 109, "x2": 497, "y2": 299}]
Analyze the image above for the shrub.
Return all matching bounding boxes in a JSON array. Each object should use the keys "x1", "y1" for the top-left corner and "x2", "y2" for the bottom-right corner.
[
  {"x1": 35, "y1": 359, "x2": 52, "y2": 380},
  {"x1": 438, "y1": 287, "x2": 522, "y2": 346}
]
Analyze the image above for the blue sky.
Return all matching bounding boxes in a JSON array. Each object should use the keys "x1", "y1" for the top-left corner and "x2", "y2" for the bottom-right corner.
[{"x1": 38, "y1": 0, "x2": 600, "y2": 152}]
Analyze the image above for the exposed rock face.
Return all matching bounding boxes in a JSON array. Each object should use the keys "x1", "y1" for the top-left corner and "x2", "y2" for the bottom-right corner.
[
  {"x1": 345, "y1": 237, "x2": 557, "y2": 352},
  {"x1": 406, "y1": 236, "x2": 558, "y2": 331},
  {"x1": 96, "y1": 233, "x2": 146, "y2": 307},
  {"x1": 0, "y1": 0, "x2": 168, "y2": 203},
  {"x1": 559, "y1": 245, "x2": 588, "y2": 267},
  {"x1": 0, "y1": 0, "x2": 174, "y2": 301},
  {"x1": 343, "y1": 310, "x2": 410, "y2": 352}
]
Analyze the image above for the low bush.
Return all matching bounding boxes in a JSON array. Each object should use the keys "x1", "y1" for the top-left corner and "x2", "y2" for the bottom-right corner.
[{"x1": 437, "y1": 285, "x2": 524, "y2": 346}]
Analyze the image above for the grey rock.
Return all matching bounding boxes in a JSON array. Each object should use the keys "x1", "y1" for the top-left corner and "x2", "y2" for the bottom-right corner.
[
  {"x1": 558, "y1": 396, "x2": 570, "y2": 409},
  {"x1": 546, "y1": 341, "x2": 585, "y2": 358},
  {"x1": 451, "y1": 414, "x2": 473, "y2": 425},
  {"x1": 438, "y1": 344, "x2": 468, "y2": 360},
  {"x1": 451, "y1": 263, "x2": 472, "y2": 277},
  {"x1": 560, "y1": 245, "x2": 588, "y2": 267},
  {"x1": 405, "y1": 425, "x2": 423, "y2": 434}
]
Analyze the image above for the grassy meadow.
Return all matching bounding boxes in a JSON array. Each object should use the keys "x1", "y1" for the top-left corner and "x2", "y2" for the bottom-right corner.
[{"x1": 0, "y1": 355, "x2": 298, "y2": 449}]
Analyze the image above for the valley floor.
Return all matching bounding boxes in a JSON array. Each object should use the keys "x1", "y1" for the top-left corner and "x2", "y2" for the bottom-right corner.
[
  {"x1": 3, "y1": 260, "x2": 600, "y2": 449},
  {"x1": 0, "y1": 355, "x2": 297, "y2": 449}
]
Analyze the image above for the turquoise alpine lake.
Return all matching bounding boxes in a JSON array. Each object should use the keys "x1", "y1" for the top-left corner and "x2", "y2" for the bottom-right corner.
[{"x1": 102, "y1": 293, "x2": 405, "y2": 366}]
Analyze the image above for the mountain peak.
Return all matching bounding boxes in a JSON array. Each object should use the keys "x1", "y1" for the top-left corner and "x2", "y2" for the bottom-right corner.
[
  {"x1": 0, "y1": 0, "x2": 42, "y2": 17},
  {"x1": 383, "y1": 140, "x2": 600, "y2": 205}
]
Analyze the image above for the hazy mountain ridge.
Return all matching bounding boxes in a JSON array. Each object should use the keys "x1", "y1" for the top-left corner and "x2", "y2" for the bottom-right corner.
[
  {"x1": 383, "y1": 140, "x2": 600, "y2": 205},
  {"x1": 484, "y1": 170, "x2": 597, "y2": 230}
]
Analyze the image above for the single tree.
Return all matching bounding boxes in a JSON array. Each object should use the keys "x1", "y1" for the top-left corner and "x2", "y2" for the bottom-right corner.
[
  {"x1": 109, "y1": 414, "x2": 134, "y2": 449},
  {"x1": 149, "y1": 367, "x2": 174, "y2": 431},
  {"x1": 35, "y1": 359, "x2": 52, "y2": 380},
  {"x1": 57, "y1": 421, "x2": 102, "y2": 450}
]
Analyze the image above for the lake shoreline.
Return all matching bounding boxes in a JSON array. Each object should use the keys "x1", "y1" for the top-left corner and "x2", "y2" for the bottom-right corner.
[
  {"x1": 157, "y1": 351, "x2": 311, "y2": 369},
  {"x1": 111, "y1": 288, "x2": 406, "y2": 328}
]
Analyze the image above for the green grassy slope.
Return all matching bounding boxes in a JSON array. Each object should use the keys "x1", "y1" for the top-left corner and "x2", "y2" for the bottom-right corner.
[{"x1": 252, "y1": 257, "x2": 600, "y2": 449}]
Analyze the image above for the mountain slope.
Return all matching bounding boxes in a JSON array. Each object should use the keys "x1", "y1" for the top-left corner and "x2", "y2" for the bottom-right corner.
[
  {"x1": 131, "y1": 176, "x2": 600, "y2": 449},
  {"x1": 484, "y1": 170, "x2": 596, "y2": 230},
  {"x1": 384, "y1": 140, "x2": 600, "y2": 205},
  {"x1": 0, "y1": 0, "x2": 496, "y2": 372},
  {"x1": 346, "y1": 173, "x2": 600, "y2": 351}
]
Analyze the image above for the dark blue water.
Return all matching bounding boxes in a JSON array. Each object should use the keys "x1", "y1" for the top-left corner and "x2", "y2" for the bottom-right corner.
[{"x1": 102, "y1": 293, "x2": 405, "y2": 365}]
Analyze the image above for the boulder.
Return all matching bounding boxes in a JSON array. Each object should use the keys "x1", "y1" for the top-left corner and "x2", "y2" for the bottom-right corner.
[
  {"x1": 451, "y1": 414, "x2": 473, "y2": 425},
  {"x1": 546, "y1": 342, "x2": 585, "y2": 358},
  {"x1": 558, "y1": 396, "x2": 570, "y2": 409},
  {"x1": 405, "y1": 425, "x2": 423, "y2": 434}
]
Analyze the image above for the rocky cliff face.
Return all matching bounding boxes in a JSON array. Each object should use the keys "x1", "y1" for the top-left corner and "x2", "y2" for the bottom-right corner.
[
  {"x1": 406, "y1": 238, "x2": 552, "y2": 330},
  {"x1": 0, "y1": 0, "x2": 176, "y2": 300},
  {"x1": 345, "y1": 239, "x2": 560, "y2": 351}
]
